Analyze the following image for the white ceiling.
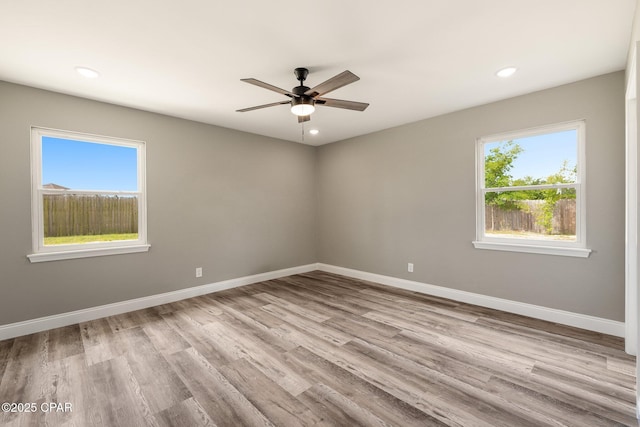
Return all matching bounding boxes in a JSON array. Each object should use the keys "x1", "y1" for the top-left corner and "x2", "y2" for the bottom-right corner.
[{"x1": 0, "y1": 1, "x2": 636, "y2": 146}]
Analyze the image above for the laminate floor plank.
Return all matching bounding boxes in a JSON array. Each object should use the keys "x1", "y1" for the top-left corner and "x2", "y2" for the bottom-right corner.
[
  {"x1": 47, "y1": 324, "x2": 84, "y2": 362},
  {"x1": 286, "y1": 272, "x2": 366, "y2": 292},
  {"x1": 168, "y1": 298, "x2": 222, "y2": 325},
  {"x1": 360, "y1": 330, "x2": 495, "y2": 386},
  {"x1": 0, "y1": 270, "x2": 636, "y2": 426},
  {"x1": 80, "y1": 317, "x2": 114, "y2": 348},
  {"x1": 283, "y1": 345, "x2": 448, "y2": 427},
  {"x1": 161, "y1": 312, "x2": 236, "y2": 368},
  {"x1": 88, "y1": 356, "x2": 158, "y2": 427},
  {"x1": 475, "y1": 315, "x2": 631, "y2": 359},
  {"x1": 390, "y1": 297, "x2": 480, "y2": 323},
  {"x1": 155, "y1": 397, "x2": 217, "y2": 427},
  {"x1": 609, "y1": 357, "x2": 637, "y2": 377},
  {"x1": 469, "y1": 306, "x2": 624, "y2": 348},
  {"x1": 0, "y1": 333, "x2": 50, "y2": 427},
  {"x1": 219, "y1": 358, "x2": 322, "y2": 427},
  {"x1": 366, "y1": 311, "x2": 537, "y2": 375},
  {"x1": 216, "y1": 309, "x2": 298, "y2": 353},
  {"x1": 530, "y1": 364, "x2": 637, "y2": 423},
  {"x1": 149, "y1": 302, "x2": 179, "y2": 316},
  {"x1": 449, "y1": 321, "x2": 622, "y2": 381},
  {"x1": 81, "y1": 318, "x2": 131, "y2": 366},
  {"x1": 322, "y1": 313, "x2": 401, "y2": 340},
  {"x1": 260, "y1": 303, "x2": 353, "y2": 346},
  {"x1": 484, "y1": 375, "x2": 629, "y2": 427},
  {"x1": 212, "y1": 292, "x2": 265, "y2": 311},
  {"x1": 105, "y1": 308, "x2": 163, "y2": 333},
  {"x1": 204, "y1": 321, "x2": 312, "y2": 396},
  {"x1": 373, "y1": 287, "x2": 463, "y2": 310},
  {"x1": 141, "y1": 317, "x2": 191, "y2": 355},
  {"x1": 191, "y1": 295, "x2": 226, "y2": 316},
  {"x1": 44, "y1": 354, "x2": 104, "y2": 427},
  {"x1": 274, "y1": 276, "x2": 361, "y2": 300},
  {"x1": 297, "y1": 382, "x2": 392, "y2": 427},
  {"x1": 230, "y1": 304, "x2": 288, "y2": 330},
  {"x1": 254, "y1": 292, "x2": 332, "y2": 323},
  {"x1": 119, "y1": 327, "x2": 192, "y2": 414},
  {"x1": 0, "y1": 332, "x2": 51, "y2": 410},
  {"x1": 261, "y1": 280, "x2": 372, "y2": 316},
  {"x1": 167, "y1": 348, "x2": 274, "y2": 427},
  {"x1": 0, "y1": 338, "x2": 14, "y2": 380}
]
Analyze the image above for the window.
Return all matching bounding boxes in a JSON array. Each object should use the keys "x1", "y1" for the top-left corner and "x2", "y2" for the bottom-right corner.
[
  {"x1": 28, "y1": 127, "x2": 149, "y2": 262},
  {"x1": 473, "y1": 120, "x2": 591, "y2": 257}
]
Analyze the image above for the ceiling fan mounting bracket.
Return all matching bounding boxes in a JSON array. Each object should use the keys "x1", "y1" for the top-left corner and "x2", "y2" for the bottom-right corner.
[{"x1": 294, "y1": 67, "x2": 309, "y2": 84}]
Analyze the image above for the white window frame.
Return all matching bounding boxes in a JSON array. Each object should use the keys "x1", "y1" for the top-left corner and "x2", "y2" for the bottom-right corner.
[
  {"x1": 28, "y1": 127, "x2": 150, "y2": 263},
  {"x1": 472, "y1": 120, "x2": 591, "y2": 258}
]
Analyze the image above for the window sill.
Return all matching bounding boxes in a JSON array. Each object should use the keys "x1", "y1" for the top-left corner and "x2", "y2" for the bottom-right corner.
[
  {"x1": 27, "y1": 244, "x2": 151, "y2": 263},
  {"x1": 472, "y1": 241, "x2": 591, "y2": 258}
]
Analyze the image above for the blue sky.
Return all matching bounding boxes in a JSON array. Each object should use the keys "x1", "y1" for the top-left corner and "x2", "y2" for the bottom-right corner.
[
  {"x1": 485, "y1": 130, "x2": 577, "y2": 181},
  {"x1": 42, "y1": 137, "x2": 137, "y2": 191}
]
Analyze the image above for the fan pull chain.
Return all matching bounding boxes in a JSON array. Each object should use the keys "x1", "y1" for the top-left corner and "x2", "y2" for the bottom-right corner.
[{"x1": 301, "y1": 121, "x2": 305, "y2": 142}]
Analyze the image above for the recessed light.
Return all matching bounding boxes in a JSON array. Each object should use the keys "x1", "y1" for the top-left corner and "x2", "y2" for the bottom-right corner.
[
  {"x1": 75, "y1": 66, "x2": 100, "y2": 79},
  {"x1": 309, "y1": 129, "x2": 319, "y2": 135},
  {"x1": 496, "y1": 67, "x2": 517, "y2": 78}
]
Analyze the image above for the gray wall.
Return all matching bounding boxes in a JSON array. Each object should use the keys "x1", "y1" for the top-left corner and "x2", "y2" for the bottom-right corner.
[
  {"x1": 0, "y1": 81, "x2": 317, "y2": 325},
  {"x1": 317, "y1": 72, "x2": 625, "y2": 321},
  {"x1": 0, "y1": 71, "x2": 626, "y2": 326}
]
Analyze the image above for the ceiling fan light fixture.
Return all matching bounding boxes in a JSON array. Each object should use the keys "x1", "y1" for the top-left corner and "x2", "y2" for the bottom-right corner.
[{"x1": 290, "y1": 97, "x2": 315, "y2": 116}]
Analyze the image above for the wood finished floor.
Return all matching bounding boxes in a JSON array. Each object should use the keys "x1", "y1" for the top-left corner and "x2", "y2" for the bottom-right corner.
[{"x1": 0, "y1": 271, "x2": 637, "y2": 426}]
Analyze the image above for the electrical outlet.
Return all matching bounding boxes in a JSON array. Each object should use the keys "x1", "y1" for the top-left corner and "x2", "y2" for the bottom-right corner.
[
  {"x1": 408, "y1": 263, "x2": 414, "y2": 273},
  {"x1": 195, "y1": 267, "x2": 203, "y2": 278}
]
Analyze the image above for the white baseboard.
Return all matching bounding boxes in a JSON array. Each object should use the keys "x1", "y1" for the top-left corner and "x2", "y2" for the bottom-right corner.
[
  {"x1": 317, "y1": 263, "x2": 625, "y2": 337},
  {"x1": 0, "y1": 264, "x2": 317, "y2": 341}
]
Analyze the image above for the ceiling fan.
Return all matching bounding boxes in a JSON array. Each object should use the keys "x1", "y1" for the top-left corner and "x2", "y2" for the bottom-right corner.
[{"x1": 237, "y1": 67, "x2": 369, "y2": 123}]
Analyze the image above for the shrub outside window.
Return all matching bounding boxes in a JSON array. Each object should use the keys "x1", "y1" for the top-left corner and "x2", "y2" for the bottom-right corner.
[
  {"x1": 473, "y1": 120, "x2": 591, "y2": 257},
  {"x1": 28, "y1": 127, "x2": 149, "y2": 262}
]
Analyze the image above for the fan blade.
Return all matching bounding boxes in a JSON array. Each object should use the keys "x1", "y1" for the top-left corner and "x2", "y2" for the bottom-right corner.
[
  {"x1": 236, "y1": 100, "x2": 291, "y2": 112},
  {"x1": 241, "y1": 78, "x2": 296, "y2": 97},
  {"x1": 305, "y1": 70, "x2": 360, "y2": 97},
  {"x1": 316, "y1": 97, "x2": 369, "y2": 111},
  {"x1": 297, "y1": 115, "x2": 311, "y2": 123}
]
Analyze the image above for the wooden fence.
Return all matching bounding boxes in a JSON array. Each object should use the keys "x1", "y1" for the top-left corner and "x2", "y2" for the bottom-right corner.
[
  {"x1": 485, "y1": 199, "x2": 575, "y2": 235},
  {"x1": 43, "y1": 194, "x2": 138, "y2": 237}
]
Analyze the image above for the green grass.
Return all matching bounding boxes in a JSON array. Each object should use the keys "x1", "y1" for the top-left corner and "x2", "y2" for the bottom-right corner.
[{"x1": 44, "y1": 233, "x2": 138, "y2": 245}]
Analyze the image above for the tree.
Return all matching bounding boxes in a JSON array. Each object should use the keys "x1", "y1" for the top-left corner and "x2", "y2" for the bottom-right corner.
[
  {"x1": 535, "y1": 161, "x2": 576, "y2": 234},
  {"x1": 484, "y1": 141, "x2": 522, "y2": 209}
]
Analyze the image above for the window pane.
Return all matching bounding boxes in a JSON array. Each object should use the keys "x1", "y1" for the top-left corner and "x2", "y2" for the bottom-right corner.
[
  {"x1": 42, "y1": 137, "x2": 137, "y2": 191},
  {"x1": 484, "y1": 189, "x2": 576, "y2": 241},
  {"x1": 43, "y1": 194, "x2": 138, "y2": 245},
  {"x1": 484, "y1": 130, "x2": 577, "y2": 189}
]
